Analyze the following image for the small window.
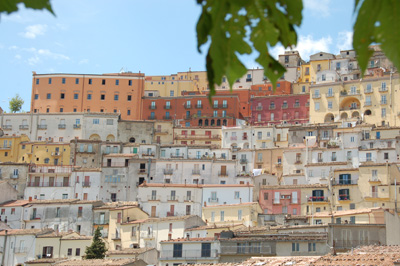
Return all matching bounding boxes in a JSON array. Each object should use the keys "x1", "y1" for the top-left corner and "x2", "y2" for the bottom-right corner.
[
  {"x1": 102, "y1": 79, "x2": 106, "y2": 85},
  {"x1": 127, "y1": 95, "x2": 132, "y2": 101},
  {"x1": 74, "y1": 93, "x2": 79, "y2": 100},
  {"x1": 47, "y1": 93, "x2": 51, "y2": 99},
  {"x1": 88, "y1": 79, "x2": 92, "y2": 85},
  {"x1": 75, "y1": 78, "x2": 79, "y2": 84},
  {"x1": 87, "y1": 94, "x2": 92, "y2": 100},
  {"x1": 114, "y1": 94, "x2": 119, "y2": 101},
  {"x1": 115, "y1": 79, "x2": 119, "y2": 85},
  {"x1": 101, "y1": 94, "x2": 105, "y2": 100}
]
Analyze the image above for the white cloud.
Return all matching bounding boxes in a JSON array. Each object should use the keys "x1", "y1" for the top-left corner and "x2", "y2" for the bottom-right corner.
[
  {"x1": 304, "y1": 0, "x2": 331, "y2": 17},
  {"x1": 336, "y1": 31, "x2": 353, "y2": 52},
  {"x1": 79, "y1": 59, "x2": 89, "y2": 65},
  {"x1": 20, "y1": 24, "x2": 47, "y2": 39},
  {"x1": 15, "y1": 54, "x2": 21, "y2": 59},
  {"x1": 295, "y1": 35, "x2": 333, "y2": 60},
  {"x1": 28, "y1": 56, "x2": 40, "y2": 66},
  {"x1": 37, "y1": 49, "x2": 70, "y2": 60}
]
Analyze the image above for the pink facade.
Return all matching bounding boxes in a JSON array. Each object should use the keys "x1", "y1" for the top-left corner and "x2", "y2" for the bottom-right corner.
[
  {"x1": 250, "y1": 94, "x2": 309, "y2": 125},
  {"x1": 259, "y1": 188, "x2": 301, "y2": 215}
]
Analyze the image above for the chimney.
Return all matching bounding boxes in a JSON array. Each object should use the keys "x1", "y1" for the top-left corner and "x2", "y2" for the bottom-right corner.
[
  {"x1": 168, "y1": 233, "x2": 172, "y2": 240},
  {"x1": 186, "y1": 234, "x2": 190, "y2": 240}
]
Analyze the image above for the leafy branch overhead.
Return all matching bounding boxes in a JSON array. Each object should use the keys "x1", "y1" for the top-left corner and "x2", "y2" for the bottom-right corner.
[
  {"x1": 196, "y1": 0, "x2": 303, "y2": 98},
  {"x1": 0, "y1": 0, "x2": 54, "y2": 15}
]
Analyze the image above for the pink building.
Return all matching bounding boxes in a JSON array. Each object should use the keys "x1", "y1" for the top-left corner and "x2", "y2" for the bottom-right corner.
[
  {"x1": 259, "y1": 186, "x2": 301, "y2": 215},
  {"x1": 250, "y1": 94, "x2": 309, "y2": 125}
]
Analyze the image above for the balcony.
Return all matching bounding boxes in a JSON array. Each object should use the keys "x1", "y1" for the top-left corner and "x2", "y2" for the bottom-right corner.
[
  {"x1": 218, "y1": 171, "x2": 228, "y2": 177},
  {"x1": 148, "y1": 195, "x2": 160, "y2": 201},
  {"x1": 163, "y1": 116, "x2": 172, "y2": 120},
  {"x1": 93, "y1": 218, "x2": 110, "y2": 225},
  {"x1": 196, "y1": 104, "x2": 203, "y2": 109},
  {"x1": 149, "y1": 105, "x2": 157, "y2": 110},
  {"x1": 192, "y1": 169, "x2": 200, "y2": 175},
  {"x1": 164, "y1": 105, "x2": 171, "y2": 110},
  {"x1": 111, "y1": 234, "x2": 121, "y2": 240},
  {"x1": 184, "y1": 103, "x2": 192, "y2": 109},
  {"x1": 160, "y1": 249, "x2": 218, "y2": 260},
  {"x1": 369, "y1": 178, "x2": 381, "y2": 184},
  {"x1": 167, "y1": 211, "x2": 176, "y2": 217},
  {"x1": 163, "y1": 169, "x2": 173, "y2": 175},
  {"x1": 148, "y1": 116, "x2": 156, "y2": 120},
  {"x1": 364, "y1": 102, "x2": 372, "y2": 107},
  {"x1": 0, "y1": 145, "x2": 11, "y2": 149},
  {"x1": 142, "y1": 152, "x2": 155, "y2": 157},
  {"x1": 364, "y1": 88, "x2": 373, "y2": 94},
  {"x1": 308, "y1": 196, "x2": 328, "y2": 202},
  {"x1": 269, "y1": 105, "x2": 276, "y2": 110},
  {"x1": 256, "y1": 106, "x2": 263, "y2": 111},
  {"x1": 312, "y1": 94, "x2": 321, "y2": 99},
  {"x1": 29, "y1": 165, "x2": 73, "y2": 174},
  {"x1": 325, "y1": 93, "x2": 334, "y2": 98},
  {"x1": 380, "y1": 100, "x2": 387, "y2": 105},
  {"x1": 51, "y1": 152, "x2": 61, "y2": 156},
  {"x1": 58, "y1": 124, "x2": 66, "y2": 129},
  {"x1": 281, "y1": 104, "x2": 288, "y2": 109},
  {"x1": 242, "y1": 136, "x2": 248, "y2": 140},
  {"x1": 334, "y1": 180, "x2": 357, "y2": 185},
  {"x1": 338, "y1": 194, "x2": 350, "y2": 201},
  {"x1": 175, "y1": 134, "x2": 221, "y2": 140},
  {"x1": 10, "y1": 173, "x2": 19, "y2": 178},
  {"x1": 27, "y1": 181, "x2": 70, "y2": 187},
  {"x1": 82, "y1": 181, "x2": 91, "y2": 187},
  {"x1": 28, "y1": 215, "x2": 41, "y2": 220},
  {"x1": 208, "y1": 197, "x2": 218, "y2": 203},
  {"x1": 73, "y1": 124, "x2": 81, "y2": 129},
  {"x1": 170, "y1": 153, "x2": 184, "y2": 159},
  {"x1": 2, "y1": 125, "x2": 12, "y2": 130},
  {"x1": 19, "y1": 125, "x2": 29, "y2": 130},
  {"x1": 379, "y1": 87, "x2": 388, "y2": 92},
  {"x1": 240, "y1": 158, "x2": 248, "y2": 164},
  {"x1": 37, "y1": 125, "x2": 47, "y2": 130},
  {"x1": 275, "y1": 162, "x2": 282, "y2": 168},
  {"x1": 155, "y1": 129, "x2": 169, "y2": 135},
  {"x1": 348, "y1": 89, "x2": 361, "y2": 96},
  {"x1": 294, "y1": 160, "x2": 302, "y2": 164},
  {"x1": 246, "y1": 78, "x2": 252, "y2": 82},
  {"x1": 293, "y1": 103, "x2": 300, "y2": 108},
  {"x1": 184, "y1": 196, "x2": 192, "y2": 202},
  {"x1": 167, "y1": 195, "x2": 179, "y2": 201},
  {"x1": 138, "y1": 169, "x2": 147, "y2": 174},
  {"x1": 230, "y1": 136, "x2": 237, "y2": 141}
]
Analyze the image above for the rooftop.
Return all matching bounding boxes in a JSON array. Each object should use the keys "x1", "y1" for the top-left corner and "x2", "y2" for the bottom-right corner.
[{"x1": 53, "y1": 259, "x2": 139, "y2": 266}]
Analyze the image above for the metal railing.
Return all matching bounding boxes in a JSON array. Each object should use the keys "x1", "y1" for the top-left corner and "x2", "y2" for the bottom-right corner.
[
  {"x1": 240, "y1": 158, "x2": 248, "y2": 164},
  {"x1": 58, "y1": 124, "x2": 66, "y2": 129},
  {"x1": 208, "y1": 197, "x2": 218, "y2": 203},
  {"x1": 167, "y1": 195, "x2": 179, "y2": 201},
  {"x1": 218, "y1": 171, "x2": 228, "y2": 177},
  {"x1": 160, "y1": 249, "x2": 218, "y2": 259},
  {"x1": 334, "y1": 180, "x2": 357, "y2": 185},
  {"x1": 163, "y1": 169, "x2": 173, "y2": 175},
  {"x1": 192, "y1": 169, "x2": 200, "y2": 175},
  {"x1": 82, "y1": 181, "x2": 91, "y2": 187},
  {"x1": 38, "y1": 125, "x2": 47, "y2": 129},
  {"x1": 308, "y1": 196, "x2": 329, "y2": 202},
  {"x1": 19, "y1": 125, "x2": 29, "y2": 130},
  {"x1": 73, "y1": 124, "x2": 81, "y2": 129},
  {"x1": 27, "y1": 181, "x2": 70, "y2": 187},
  {"x1": 93, "y1": 218, "x2": 110, "y2": 225}
]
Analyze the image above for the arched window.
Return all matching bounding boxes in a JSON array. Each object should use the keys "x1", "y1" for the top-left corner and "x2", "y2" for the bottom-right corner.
[
  {"x1": 129, "y1": 137, "x2": 136, "y2": 143},
  {"x1": 217, "y1": 119, "x2": 221, "y2": 126},
  {"x1": 198, "y1": 119, "x2": 203, "y2": 126},
  {"x1": 222, "y1": 119, "x2": 227, "y2": 126},
  {"x1": 211, "y1": 119, "x2": 215, "y2": 126},
  {"x1": 205, "y1": 119, "x2": 209, "y2": 126}
]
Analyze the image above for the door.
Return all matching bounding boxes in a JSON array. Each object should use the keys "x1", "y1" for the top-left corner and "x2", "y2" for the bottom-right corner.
[
  {"x1": 205, "y1": 131, "x2": 211, "y2": 138},
  {"x1": 186, "y1": 205, "x2": 191, "y2": 215},
  {"x1": 34, "y1": 176, "x2": 40, "y2": 186},
  {"x1": 49, "y1": 177, "x2": 54, "y2": 187},
  {"x1": 169, "y1": 205, "x2": 175, "y2": 216},
  {"x1": 63, "y1": 177, "x2": 69, "y2": 187},
  {"x1": 100, "y1": 213, "x2": 105, "y2": 224},
  {"x1": 277, "y1": 134, "x2": 281, "y2": 141},
  {"x1": 220, "y1": 166, "x2": 227, "y2": 176},
  {"x1": 84, "y1": 176, "x2": 90, "y2": 187},
  {"x1": 151, "y1": 206, "x2": 156, "y2": 217}
]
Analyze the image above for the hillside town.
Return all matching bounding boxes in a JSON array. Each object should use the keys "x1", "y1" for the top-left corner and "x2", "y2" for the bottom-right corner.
[{"x1": 1, "y1": 46, "x2": 400, "y2": 265}]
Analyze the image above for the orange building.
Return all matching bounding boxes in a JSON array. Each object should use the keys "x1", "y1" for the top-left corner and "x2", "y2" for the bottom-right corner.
[
  {"x1": 250, "y1": 80, "x2": 293, "y2": 97},
  {"x1": 141, "y1": 94, "x2": 241, "y2": 127},
  {"x1": 30, "y1": 72, "x2": 145, "y2": 120}
]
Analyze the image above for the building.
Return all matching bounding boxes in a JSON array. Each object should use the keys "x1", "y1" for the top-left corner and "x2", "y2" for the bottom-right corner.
[{"x1": 31, "y1": 72, "x2": 145, "y2": 120}]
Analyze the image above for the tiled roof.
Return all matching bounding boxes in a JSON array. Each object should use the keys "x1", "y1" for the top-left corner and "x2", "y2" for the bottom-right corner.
[
  {"x1": 53, "y1": 259, "x2": 138, "y2": 266},
  {"x1": 203, "y1": 202, "x2": 259, "y2": 208},
  {"x1": 305, "y1": 162, "x2": 348, "y2": 167},
  {"x1": 94, "y1": 201, "x2": 138, "y2": 210},
  {"x1": 193, "y1": 256, "x2": 321, "y2": 266},
  {"x1": 161, "y1": 237, "x2": 216, "y2": 243},
  {"x1": 310, "y1": 207, "x2": 384, "y2": 218},
  {"x1": 139, "y1": 183, "x2": 253, "y2": 188},
  {"x1": 0, "y1": 200, "x2": 30, "y2": 207},
  {"x1": 106, "y1": 247, "x2": 155, "y2": 255},
  {"x1": 25, "y1": 258, "x2": 66, "y2": 264},
  {"x1": 185, "y1": 224, "x2": 245, "y2": 231},
  {"x1": 0, "y1": 228, "x2": 53, "y2": 236},
  {"x1": 261, "y1": 184, "x2": 328, "y2": 189}
]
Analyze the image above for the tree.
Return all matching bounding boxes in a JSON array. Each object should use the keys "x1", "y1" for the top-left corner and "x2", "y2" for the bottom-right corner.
[
  {"x1": 84, "y1": 227, "x2": 107, "y2": 259},
  {"x1": 1, "y1": 0, "x2": 399, "y2": 98},
  {"x1": 9, "y1": 94, "x2": 24, "y2": 113}
]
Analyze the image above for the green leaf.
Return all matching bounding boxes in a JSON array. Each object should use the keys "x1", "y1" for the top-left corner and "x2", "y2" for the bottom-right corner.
[
  {"x1": 353, "y1": 0, "x2": 400, "y2": 75},
  {"x1": 0, "y1": 0, "x2": 54, "y2": 15}
]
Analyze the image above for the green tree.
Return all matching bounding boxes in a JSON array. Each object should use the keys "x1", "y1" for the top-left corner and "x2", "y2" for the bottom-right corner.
[
  {"x1": 9, "y1": 94, "x2": 24, "y2": 113},
  {"x1": 84, "y1": 227, "x2": 107, "y2": 259}
]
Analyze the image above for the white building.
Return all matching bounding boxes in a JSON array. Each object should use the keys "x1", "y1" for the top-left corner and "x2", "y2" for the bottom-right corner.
[{"x1": 202, "y1": 184, "x2": 254, "y2": 206}]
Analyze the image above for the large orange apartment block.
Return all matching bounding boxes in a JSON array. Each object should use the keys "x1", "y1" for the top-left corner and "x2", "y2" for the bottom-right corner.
[
  {"x1": 31, "y1": 72, "x2": 145, "y2": 120},
  {"x1": 250, "y1": 80, "x2": 293, "y2": 97}
]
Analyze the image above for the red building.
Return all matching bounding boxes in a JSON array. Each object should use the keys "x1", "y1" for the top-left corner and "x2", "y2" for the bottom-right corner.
[
  {"x1": 250, "y1": 94, "x2": 309, "y2": 125},
  {"x1": 141, "y1": 94, "x2": 241, "y2": 127},
  {"x1": 250, "y1": 80, "x2": 293, "y2": 97},
  {"x1": 259, "y1": 186, "x2": 301, "y2": 215}
]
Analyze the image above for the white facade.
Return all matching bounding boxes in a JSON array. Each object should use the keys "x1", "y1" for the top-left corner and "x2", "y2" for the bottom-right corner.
[
  {"x1": 0, "y1": 230, "x2": 39, "y2": 266},
  {"x1": 202, "y1": 184, "x2": 253, "y2": 206}
]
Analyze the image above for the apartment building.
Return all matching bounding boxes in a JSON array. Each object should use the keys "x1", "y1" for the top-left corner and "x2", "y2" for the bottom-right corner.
[
  {"x1": 31, "y1": 72, "x2": 145, "y2": 120},
  {"x1": 0, "y1": 162, "x2": 29, "y2": 198}
]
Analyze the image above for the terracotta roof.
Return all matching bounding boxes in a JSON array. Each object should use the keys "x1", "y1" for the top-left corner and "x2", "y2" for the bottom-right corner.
[
  {"x1": 0, "y1": 228, "x2": 53, "y2": 236},
  {"x1": 310, "y1": 207, "x2": 384, "y2": 218},
  {"x1": 304, "y1": 162, "x2": 348, "y2": 167},
  {"x1": 53, "y1": 259, "x2": 138, "y2": 266},
  {"x1": 25, "y1": 258, "x2": 66, "y2": 264},
  {"x1": 94, "y1": 201, "x2": 138, "y2": 210},
  {"x1": 261, "y1": 184, "x2": 328, "y2": 189},
  {"x1": 194, "y1": 256, "x2": 321, "y2": 266},
  {"x1": 130, "y1": 215, "x2": 200, "y2": 224},
  {"x1": 0, "y1": 200, "x2": 30, "y2": 207},
  {"x1": 185, "y1": 224, "x2": 245, "y2": 231},
  {"x1": 106, "y1": 247, "x2": 155, "y2": 255},
  {"x1": 161, "y1": 237, "x2": 216, "y2": 243},
  {"x1": 203, "y1": 202, "x2": 259, "y2": 208},
  {"x1": 220, "y1": 233, "x2": 328, "y2": 242},
  {"x1": 139, "y1": 183, "x2": 253, "y2": 188}
]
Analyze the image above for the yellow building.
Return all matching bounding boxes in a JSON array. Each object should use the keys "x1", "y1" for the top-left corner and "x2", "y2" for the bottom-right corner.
[
  {"x1": 299, "y1": 63, "x2": 311, "y2": 83},
  {"x1": 309, "y1": 207, "x2": 387, "y2": 225},
  {"x1": 300, "y1": 184, "x2": 331, "y2": 219},
  {"x1": 18, "y1": 141, "x2": 71, "y2": 165},
  {"x1": 308, "y1": 52, "x2": 335, "y2": 83},
  {"x1": 145, "y1": 71, "x2": 208, "y2": 97},
  {"x1": 173, "y1": 127, "x2": 222, "y2": 146},
  {"x1": 309, "y1": 74, "x2": 400, "y2": 126},
  {"x1": 0, "y1": 135, "x2": 30, "y2": 163},
  {"x1": 154, "y1": 121, "x2": 174, "y2": 144},
  {"x1": 202, "y1": 202, "x2": 262, "y2": 227},
  {"x1": 108, "y1": 204, "x2": 149, "y2": 250}
]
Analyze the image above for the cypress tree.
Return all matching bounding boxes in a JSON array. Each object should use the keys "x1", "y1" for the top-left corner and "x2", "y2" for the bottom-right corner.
[{"x1": 85, "y1": 227, "x2": 107, "y2": 259}]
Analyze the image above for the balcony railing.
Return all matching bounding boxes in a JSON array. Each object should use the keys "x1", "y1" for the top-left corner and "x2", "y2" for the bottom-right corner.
[
  {"x1": 2, "y1": 125, "x2": 12, "y2": 130},
  {"x1": 230, "y1": 136, "x2": 237, "y2": 141},
  {"x1": 167, "y1": 195, "x2": 179, "y2": 201},
  {"x1": 149, "y1": 105, "x2": 157, "y2": 110},
  {"x1": 364, "y1": 88, "x2": 373, "y2": 93},
  {"x1": 29, "y1": 165, "x2": 73, "y2": 173},
  {"x1": 325, "y1": 93, "x2": 334, "y2": 98},
  {"x1": 73, "y1": 124, "x2": 81, "y2": 129},
  {"x1": 312, "y1": 94, "x2": 321, "y2": 99},
  {"x1": 184, "y1": 103, "x2": 192, "y2": 109},
  {"x1": 148, "y1": 195, "x2": 160, "y2": 201},
  {"x1": 93, "y1": 218, "x2": 110, "y2": 225},
  {"x1": 269, "y1": 105, "x2": 276, "y2": 110},
  {"x1": 218, "y1": 171, "x2": 228, "y2": 177},
  {"x1": 256, "y1": 106, "x2": 263, "y2": 111},
  {"x1": 282, "y1": 104, "x2": 288, "y2": 109},
  {"x1": 208, "y1": 197, "x2": 218, "y2": 203},
  {"x1": 163, "y1": 169, "x2": 173, "y2": 175},
  {"x1": 138, "y1": 169, "x2": 147, "y2": 174},
  {"x1": 10, "y1": 173, "x2": 19, "y2": 178},
  {"x1": 370, "y1": 192, "x2": 378, "y2": 198},
  {"x1": 38, "y1": 125, "x2": 47, "y2": 130},
  {"x1": 308, "y1": 196, "x2": 328, "y2": 202},
  {"x1": 334, "y1": 180, "x2": 357, "y2": 185},
  {"x1": 338, "y1": 195, "x2": 350, "y2": 201},
  {"x1": 163, "y1": 116, "x2": 172, "y2": 120},
  {"x1": 379, "y1": 87, "x2": 388, "y2": 92},
  {"x1": 58, "y1": 124, "x2": 66, "y2": 129},
  {"x1": 142, "y1": 152, "x2": 155, "y2": 157},
  {"x1": 164, "y1": 105, "x2": 171, "y2": 110},
  {"x1": 293, "y1": 103, "x2": 300, "y2": 108},
  {"x1": 192, "y1": 169, "x2": 201, "y2": 175},
  {"x1": 0, "y1": 145, "x2": 11, "y2": 149},
  {"x1": 196, "y1": 104, "x2": 203, "y2": 109},
  {"x1": 240, "y1": 159, "x2": 248, "y2": 164},
  {"x1": 82, "y1": 182, "x2": 91, "y2": 187},
  {"x1": 160, "y1": 249, "x2": 218, "y2": 259},
  {"x1": 27, "y1": 182, "x2": 70, "y2": 187},
  {"x1": 19, "y1": 125, "x2": 29, "y2": 130},
  {"x1": 148, "y1": 116, "x2": 156, "y2": 120},
  {"x1": 51, "y1": 152, "x2": 61, "y2": 156},
  {"x1": 170, "y1": 153, "x2": 184, "y2": 158}
]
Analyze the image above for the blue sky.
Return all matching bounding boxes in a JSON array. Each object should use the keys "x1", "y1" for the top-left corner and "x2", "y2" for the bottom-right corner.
[{"x1": 0, "y1": 0, "x2": 354, "y2": 112}]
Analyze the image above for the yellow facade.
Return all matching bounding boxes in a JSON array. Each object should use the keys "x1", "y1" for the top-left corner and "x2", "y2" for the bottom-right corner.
[
  {"x1": 18, "y1": 142, "x2": 71, "y2": 165},
  {"x1": 0, "y1": 135, "x2": 30, "y2": 163},
  {"x1": 309, "y1": 59, "x2": 331, "y2": 84},
  {"x1": 310, "y1": 75, "x2": 400, "y2": 125},
  {"x1": 145, "y1": 71, "x2": 208, "y2": 97},
  {"x1": 309, "y1": 207, "x2": 387, "y2": 225},
  {"x1": 173, "y1": 127, "x2": 222, "y2": 146},
  {"x1": 299, "y1": 63, "x2": 311, "y2": 83},
  {"x1": 153, "y1": 121, "x2": 174, "y2": 144},
  {"x1": 108, "y1": 206, "x2": 148, "y2": 250},
  {"x1": 202, "y1": 202, "x2": 262, "y2": 227},
  {"x1": 300, "y1": 185, "x2": 330, "y2": 218}
]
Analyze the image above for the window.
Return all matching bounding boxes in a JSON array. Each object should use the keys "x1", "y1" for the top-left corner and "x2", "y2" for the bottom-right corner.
[
  {"x1": 234, "y1": 191, "x2": 240, "y2": 199},
  {"x1": 315, "y1": 102, "x2": 320, "y2": 111},
  {"x1": 78, "y1": 207, "x2": 83, "y2": 217},
  {"x1": 220, "y1": 211, "x2": 224, "y2": 221},
  {"x1": 114, "y1": 94, "x2": 119, "y2": 101},
  {"x1": 34, "y1": 94, "x2": 39, "y2": 100},
  {"x1": 36, "y1": 79, "x2": 39, "y2": 84},
  {"x1": 237, "y1": 243, "x2": 246, "y2": 253},
  {"x1": 328, "y1": 101, "x2": 332, "y2": 109},
  {"x1": 88, "y1": 79, "x2": 92, "y2": 84},
  {"x1": 43, "y1": 246, "x2": 53, "y2": 258},
  {"x1": 128, "y1": 80, "x2": 132, "y2": 86},
  {"x1": 56, "y1": 207, "x2": 60, "y2": 218},
  {"x1": 93, "y1": 119, "x2": 99, "y2": 124},
  {"x1": 75, "y1": 248, "x2": 80, "y2": 256},
  {"x1": 101, "y1": 94, "x2": 105, "y2": 100},
  {"x1": 127, "y1": 95, "x2": 132, "y2": 101},
  {"x1": 87, "y1": 94, "x2": 92, "y2": 100},
  {"x1": 75, "y1": 78, "x2": 79, "y2": 84},
  {"x1": 106, "y1": 119, "x2": 113, "y2": 125},
  {"x1": 67, "y1": 248, "x2": 72, "y2": 256},
  {"x1": 308, "y1": 243, "x2": 316, "y2": 252},
  {"x1": 292, "y1": 243, "x2": 299, "y2": 252},
  {"x1": 384, "y1": 153, "x2": 389, "y2": 160},
  {"x1": 60, "y1": 93, "x2": 65, "y2": 99},
  {"x1": 74, "y1": 93, "x2": 79, "y2": 99},
  {"x1": 381, "y1": 95, "x2": 387, "y2": 104},
  {"x1": 47, "y1": 93, "x2": 51, "y2": 99},
  {"x1": 170, "y1": 90, "x2": 174, "y2": 96},
  {"x1": 115, "y1": 79, "x2": 119, "y2": 85},
  {"x1": 173, "y1": 243, "x2": 182, "y2": 257}
]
